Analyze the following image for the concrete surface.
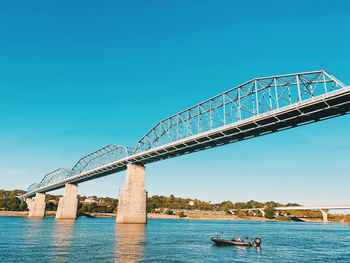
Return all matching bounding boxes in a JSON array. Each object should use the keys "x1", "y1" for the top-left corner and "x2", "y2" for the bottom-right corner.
[
  {"x1": 56, "y1": 183, "x2": 78, "y2": 219},
  {"x1": 116, "y1": 164, "x2": 147, "y2": 224}
]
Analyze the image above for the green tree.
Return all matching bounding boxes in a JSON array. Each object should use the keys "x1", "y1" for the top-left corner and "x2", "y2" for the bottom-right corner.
[
  {"x1": 247, "y1": 210, "x2": 254, "y2": 217},
  {"x1": 218, "y1": 201, "x2": 233, "y2": 211},
  {"x1": 165, "y1": 209, "x2": 173, "y2": 215},
  {"x1": 247, "y1": 200, "x2": 264, "y2": 209},
  {"x1": 88, "y1": 203, "x2": 97, "y2": 212},
  {"x1": 264, "y1": 207, "x2": 275, "y2": 219},
  {"x1": 46, "y1": 202, "x2": 57, "y2": 211},
  {"x1": 177, "y1": 211, "x2": 186, "y2": 218},
  {"x1": 237, "y1": 209, "x2": 245, "y2": 217},
  {"x1": 255, "y1": 211, "x2": 263, "y2": 217},
  {"x1": 19, "y1": 202, "x2": 27, "y2": 211}
]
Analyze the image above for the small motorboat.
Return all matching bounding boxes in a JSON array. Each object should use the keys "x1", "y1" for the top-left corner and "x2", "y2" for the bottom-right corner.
[{"x1": 211, "y1": 237, "x2": 261, "y2": 247}]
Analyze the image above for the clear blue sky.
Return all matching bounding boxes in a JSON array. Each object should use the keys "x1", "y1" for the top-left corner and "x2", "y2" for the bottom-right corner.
[{"x1": 1, "y1": 0, "x2": 350, "y2": 206}]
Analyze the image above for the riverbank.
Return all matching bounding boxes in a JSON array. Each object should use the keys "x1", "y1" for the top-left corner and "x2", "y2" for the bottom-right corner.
[
  {"x1": 148, "y1": 213, "x2": 277, "y2": 221},
  {"x1": 0, "y1": 211, "x2": 57, "y2": 217},
  {"x1": 0, "y1": 211, "x2": 340, "y2": 223},
  {"x1": 0, "y1": 211, "x2": 28, "y2": 217},
  {"x1": 0, "y1": 211, "x2": 277, "y2": 221},
  {"x1": 0, "y1": 211, "x2": 116, "y2": 218},
  {"x1": 0, "y1": 211, "x2": 274, "y2": 221}
]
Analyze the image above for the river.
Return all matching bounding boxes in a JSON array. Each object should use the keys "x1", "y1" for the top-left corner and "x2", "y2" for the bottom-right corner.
[{"x1": 0, "y1": 217, "x2": 349, "y2": 262}]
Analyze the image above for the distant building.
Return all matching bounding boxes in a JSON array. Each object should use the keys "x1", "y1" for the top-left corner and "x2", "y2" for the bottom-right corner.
[
  {"x1": 83, "y1": 197, "x2": 97, "y2": 204},
  {"x1": 189, "y1": 201, "x2": 195, "y2": 206}
]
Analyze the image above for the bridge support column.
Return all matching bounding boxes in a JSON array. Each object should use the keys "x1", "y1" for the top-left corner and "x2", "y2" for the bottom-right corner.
[
  {"x1": 116, "y1": 164, "x2": 147, "y2": 224},
  {"x1": 27, "y1": 193, "x2": 46, "y2": 218},
  {"x1": 320, "y1": 209, "x2": 329, "y2": 223},
  {"x1": 56, "y1": 183, "x2": 78, "y2": 220},
  {"x1": 259, "y1": 209, "x2": 265, "y2": 217}
]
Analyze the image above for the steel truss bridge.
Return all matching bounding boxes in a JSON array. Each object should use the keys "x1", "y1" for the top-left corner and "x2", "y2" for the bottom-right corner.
[{"x1": 20, "y1": 70, "x2": 350, "y2": 200}]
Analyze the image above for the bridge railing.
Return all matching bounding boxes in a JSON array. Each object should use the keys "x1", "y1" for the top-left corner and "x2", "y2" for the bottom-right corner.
[
  {"x1": 71, "y1": 144, "x2": 134, "y2": 174},
  {"x1": 39, "y1": 168, "x2": 74, "y2": 189},
  {"x1": 27, "y1": 144, "x2": 134, "y2": 193},
  {"x1": 27, "y1": 183, "x2": 41, "y2": 193},
  {"x1": 134, "y1": 70, "x2": 347, "y2": 153}
]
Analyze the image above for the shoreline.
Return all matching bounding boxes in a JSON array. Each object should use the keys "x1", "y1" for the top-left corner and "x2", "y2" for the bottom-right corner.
[
  {"x1": 148, "y1": 213, "x2": 327, "y2": 223},
  {"x1": 148, "y1": 213, "x2": 277, "y2": 221},
  {"x1": 0, "y1": 211, "x2": 327, "y2": 223}
]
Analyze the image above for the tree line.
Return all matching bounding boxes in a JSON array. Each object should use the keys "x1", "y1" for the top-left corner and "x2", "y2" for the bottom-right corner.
[
  {"x1": 0, "y1": 190, "x2": 27, "y2": 211},
  {"x1": 0, "y1": 190, "x2": 347, "y2": 222}
]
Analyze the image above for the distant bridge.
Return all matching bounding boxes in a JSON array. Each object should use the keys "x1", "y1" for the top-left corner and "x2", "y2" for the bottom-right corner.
[
  {"x1": 18, "y1": 70, "x2": 350, "y2": 223},
  {"x1": 229, "y1": 205, "x2": 350, "y2": 223}
]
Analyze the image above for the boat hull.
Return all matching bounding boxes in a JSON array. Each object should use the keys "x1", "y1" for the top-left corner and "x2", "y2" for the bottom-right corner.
[{"x1": 211, "y1": 237, "x2": 259, "y2": 247}]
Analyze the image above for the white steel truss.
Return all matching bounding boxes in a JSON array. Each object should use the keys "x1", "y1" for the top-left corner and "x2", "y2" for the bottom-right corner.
[{"x1": 21, "y1": 70, "x2": 350, "y2": 199}]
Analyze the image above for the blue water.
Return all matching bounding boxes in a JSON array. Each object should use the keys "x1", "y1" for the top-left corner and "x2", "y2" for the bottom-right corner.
[{"x1": 0, "y1": 217, "x2": 349, "y2": 262}]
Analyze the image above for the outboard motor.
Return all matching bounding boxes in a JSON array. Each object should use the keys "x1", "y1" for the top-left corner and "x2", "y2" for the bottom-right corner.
[{"x1": 253, "y1": 238, "x2": 261, "y2": 247}]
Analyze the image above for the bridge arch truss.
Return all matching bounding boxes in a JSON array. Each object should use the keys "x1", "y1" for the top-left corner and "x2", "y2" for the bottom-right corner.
[{"x1": 21, "y1": 70, "x2": 350, "y2": 199}]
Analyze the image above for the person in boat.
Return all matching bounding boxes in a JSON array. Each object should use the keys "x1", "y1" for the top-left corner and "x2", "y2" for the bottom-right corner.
[{"x1": 237, "y1": 236, "x2": 242, "y2": 242}]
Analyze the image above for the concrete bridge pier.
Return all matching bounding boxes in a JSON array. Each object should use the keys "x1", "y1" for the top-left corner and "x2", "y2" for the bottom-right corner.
[
  {"x1": 320, "y1": 209, "x2": 329, "y2": 223},
  {"x1": 26, "y1": 192, "x2": 46, "y2": 218},
  {"x1": 116, "y1": 164, "x2": 147, "y2": 224},
  {"x1": 56, "y1": 183, "x2": 79, "y2": 219},
  {"x1": 259, "y1": 209, "x2": 265, "y2": 217}
]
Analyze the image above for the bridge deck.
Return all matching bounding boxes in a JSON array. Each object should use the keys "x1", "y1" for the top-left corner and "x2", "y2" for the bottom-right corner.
[
  {"x1": 230, "y1": 205, "x2": 350, "y2": 212},
  {"x1": 275, "y1": 205, "x2": 350, "y2": 211}
]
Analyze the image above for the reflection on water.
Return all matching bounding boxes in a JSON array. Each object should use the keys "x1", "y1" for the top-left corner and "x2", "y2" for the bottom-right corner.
[
  {"x1": 115, "y1": 224, "x2": 145, "y2": 263},
  {"x1": 22, "y1": 218, "x2": 45, "y2": 248},
  {"x1": 51, "y1": 220, "x2": 76, "y2": 263}
]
